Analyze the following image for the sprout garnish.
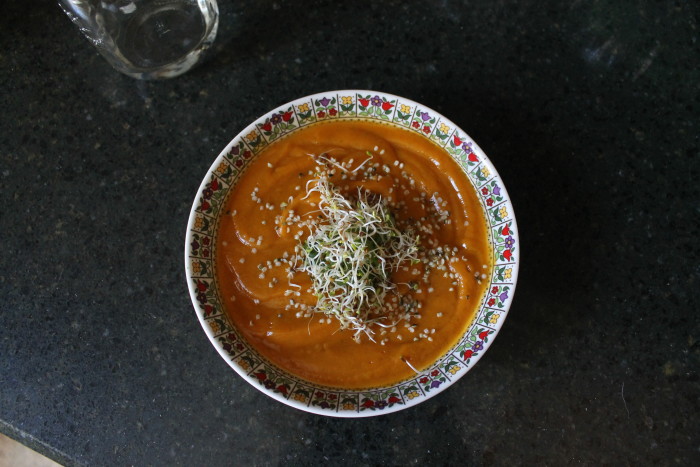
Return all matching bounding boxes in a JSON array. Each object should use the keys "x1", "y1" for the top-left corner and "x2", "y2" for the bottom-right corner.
[{"x1": 296, "y1": 156, "x2": 420, "y2": 342}]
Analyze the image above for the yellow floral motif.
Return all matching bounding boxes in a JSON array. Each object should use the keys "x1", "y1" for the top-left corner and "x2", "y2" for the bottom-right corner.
[
  {"x1": 209, "y1": 320, "x2": 221, "y2": 334},
  {"x1": 448, "y1": 365, "x2": 461, "y2": 375},
  {"x1": 245, "y1": 130, "x2": 258, "y2": 143},
  {"x1": 499, "y1": 206, "x2": 508, "y2": 219},
  {"x1": 489, "y1": 314, "x2": 500, "y2": 324},
  {"x1": 504, "y1": 268, "x2": 512, "y2": 279},
  {"x1": 298, "y1": 103, "x2": 310, "y2": 113},
  {"x1": 342, "y1": 402, "x2": 355, "y2": 410},
  {"x1": 194, "y1": 216, "x2": 204, "y2": 230},
  {"x1": 293, "y1": 393, "x2": 307, "y2": 402},
  {"x1": 399, "y1": 104, "x2": 411, "y2": 114},
  {"x1": 341, "y1": 96, "x2": 353, "y2": 105},
  {"x1": 406, "y1": 390, "x2": 420, "y2": 400},
  {"x1": 191, "y1": 261, "x2": 202, "y2": 275},
  {"x1": 439, "y1": 123, "x2": 450, "y2": 134},
  {"x1": 237, "y1": 359, "x2": 251, "y2": 371},
  {"x1": 215, "y1": 162, "x2": 227, "y2": 174},
  {"x1": 481, "y1": 166, "x2": 491, "y2": 177}
]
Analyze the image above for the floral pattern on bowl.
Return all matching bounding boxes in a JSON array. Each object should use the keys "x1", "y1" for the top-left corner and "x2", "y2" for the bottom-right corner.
[{"x1": 185, "y1": 90, "x2": 519, "y2": 417}]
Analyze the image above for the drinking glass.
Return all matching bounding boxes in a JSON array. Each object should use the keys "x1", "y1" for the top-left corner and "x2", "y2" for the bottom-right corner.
[{"x1": 59, "y1": 0, "x2": 219, "y2": 79}]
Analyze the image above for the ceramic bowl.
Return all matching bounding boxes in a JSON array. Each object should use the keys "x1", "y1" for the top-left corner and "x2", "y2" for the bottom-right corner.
[{"x1": 185, "y1": 90, "x2": 519, "y2": 417}]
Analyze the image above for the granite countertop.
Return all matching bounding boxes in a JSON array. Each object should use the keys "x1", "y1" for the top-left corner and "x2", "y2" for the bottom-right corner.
[{"x1": 1, "y1": 0, "x2": 698, "y2": 465}]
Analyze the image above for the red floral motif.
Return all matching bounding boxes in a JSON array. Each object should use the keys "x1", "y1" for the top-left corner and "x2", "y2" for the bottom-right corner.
[
  {"x1": 503, "y1": 249, "x2": 513, "y2": 261},
  {"x1": 479, "y1": 330, "x2": 490, "y2": 340},
  {"x1": 388, "y1": 396, "x2": 401, "y2": 404},
  {"x1": 261, "y1": 121, "x2": 272, "y2": 132},
  {"x1": 200, "y1": 199, "x2": 210, "y2": 211},
  {"x1": 487, "y1": 198, "x2": 494, "y2": 206},
  {"x1": 381, "y1": 102, "x2": 394, "y2": 111},
  {"x1": 276, "y1": 385, "x2": 288, "y2": 395},
  {"x1": 329, "y1": 108, "x2": 338, "y2": 116},
  {"x1": 430, "y1": 370, "x2": 439, "y2": 377},
  {"x1": 197, "y1": 281, "x2": 208, "y2": 292},
  {"x1": 282, "y1": 111, "x2": 293, "y2": 122},
  {"x1": 453, "y1": 135, "x2": 462, "y2": 146},
  {"x1": 481, "y1": 187, "x2": 489, "y2": 195},
  {"x1": 502, "y1": 225, "x2": 510, "y2": 235},
  {"x1": 463, "y1": 349, "x2": 474, "y2": 359},
  {"x1": 422, "y1": 125, "x2": 431, "y2": 134},
  {"x1": 317, "y1": 111, "x2": 326, "y2": 118},
  {"x1": 361, "y1": 399, "x2": 374, "y2": 408},
  {"x1": 242, "y1": 150, "x2": 252, "y2": 159},
  {"x1": 468, "y1": 152, "x2": 478, "y2": 162},
  {"x1": 488, "y1": 298, "x2": 496, "y2": 306},
  {"x1": 412, "y1": 121, "x2": 420, "y2": 129},
  {"x1": 491, "y1": 286, "x2": 499, "y2": 294},
  {"x1": 254, "y1": 371, "x2": 266, "y2": 381},
  {"x1": 419, "y1": 376, "x2": 429, "y2": 384},
  {"x1": 359, "y1": 98, "x2": 370, "y2": 107}
]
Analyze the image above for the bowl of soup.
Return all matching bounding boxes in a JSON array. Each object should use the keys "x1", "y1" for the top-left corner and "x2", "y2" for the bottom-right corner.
[{"x1": 185, "y1": 90, "x2": 519, "y2": 416}]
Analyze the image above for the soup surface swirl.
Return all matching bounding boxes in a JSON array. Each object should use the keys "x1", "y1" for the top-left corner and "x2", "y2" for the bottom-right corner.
[{"x1": 216, "y1": 120, "x2": 491, "y2": 389}]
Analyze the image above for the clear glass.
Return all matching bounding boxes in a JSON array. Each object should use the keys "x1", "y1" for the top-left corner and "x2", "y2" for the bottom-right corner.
[{"x1": 59, "y1": 0, "x2": 219, "y2": 79}]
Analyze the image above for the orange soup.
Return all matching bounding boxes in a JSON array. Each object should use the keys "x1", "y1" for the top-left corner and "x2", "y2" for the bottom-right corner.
[{"x1": 216, "y1": 120, "x2": 491, "y2": 389}]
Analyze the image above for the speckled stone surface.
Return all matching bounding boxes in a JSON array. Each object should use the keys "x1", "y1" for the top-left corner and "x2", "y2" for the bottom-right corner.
[{"x1": 1, "y1": 0, "x2": 698, "y2": 465}]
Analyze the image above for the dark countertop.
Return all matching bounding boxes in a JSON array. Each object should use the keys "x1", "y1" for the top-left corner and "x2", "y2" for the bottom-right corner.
[{"x1": 1, "y1": 1, "x2": 698, "y2": 465}]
